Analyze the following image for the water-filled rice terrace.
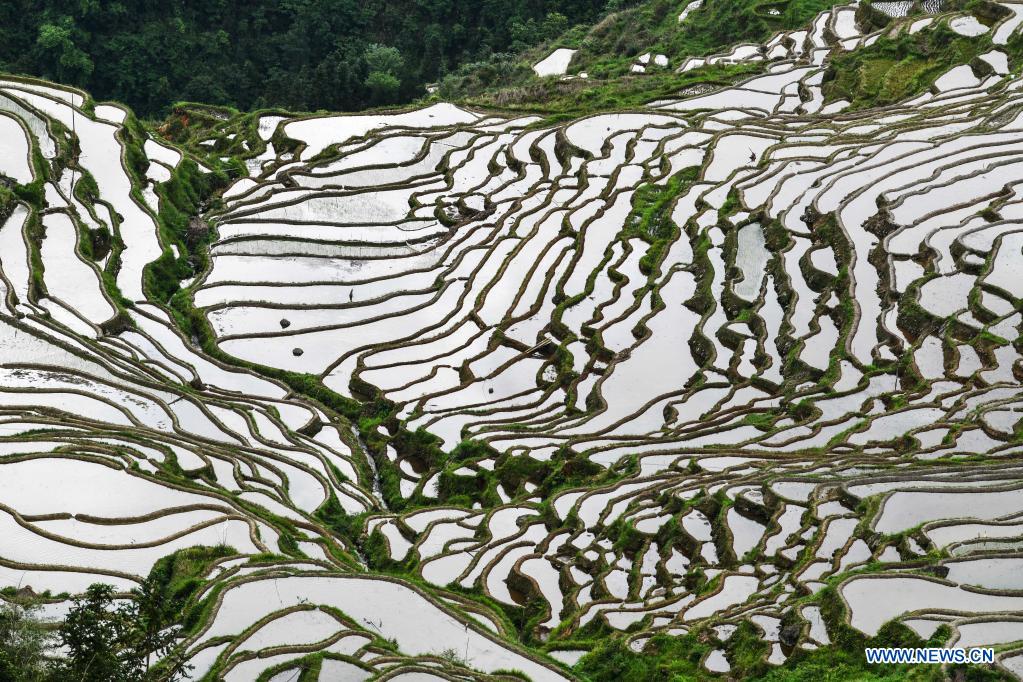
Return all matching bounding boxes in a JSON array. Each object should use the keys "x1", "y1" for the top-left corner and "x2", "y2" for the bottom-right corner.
[{"x1": 3, "y1": 1, "x2": 1023, "y2": 679}]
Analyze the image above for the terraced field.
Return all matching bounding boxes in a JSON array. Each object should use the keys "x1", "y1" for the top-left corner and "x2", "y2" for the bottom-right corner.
[{"x1": 4, "y1": 1, "x2": 1023, "y2": 679}]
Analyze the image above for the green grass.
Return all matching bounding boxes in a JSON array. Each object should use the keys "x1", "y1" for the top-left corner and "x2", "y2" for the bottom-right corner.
[
  {"x1": 576, "y1": 633, "x2": 712, "y2": 681},
  {"x1": 439, "y1": 0, "x2": 852, "y2": 118},
  {"x1": 569, "y1": 0, "x2": 845, "y2": 79},
  {"x1": 823, "y1": 21, "x2": 995, "y2": 108},
  {"x1": 457, "y1": 62, "x2": 765, "y2": 118}
]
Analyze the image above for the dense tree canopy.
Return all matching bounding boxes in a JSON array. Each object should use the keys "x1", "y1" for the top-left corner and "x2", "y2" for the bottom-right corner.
[{"x1": 0, "y1": 0, "x2": 607, "y2": 116}]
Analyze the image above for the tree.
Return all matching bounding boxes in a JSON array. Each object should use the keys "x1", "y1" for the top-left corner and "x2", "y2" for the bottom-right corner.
[
  {"x1": 365, "y1": 70, "x2": 401, "y2": 104},
  {"x1": 541, "y1": 12, "x2": 569, "y2": 39},
  {"x1": 35, "y1": 17, "x2": 94, "y2": 86},
  {"x1": 55, "y1": 582, "x2": 186, "y2": 682},
  {"x1": 0, "y1": 0, "x2": 608, "y2": 116},
  {"x1": 0, "y1": 598, "x2": 53, "y2": 682},
  {"x1": 364, "y1": 43, "x2": 403, "y2": 76},
  {"x1": 363, "y1": 43, "x2": 404, "y2": 104}
]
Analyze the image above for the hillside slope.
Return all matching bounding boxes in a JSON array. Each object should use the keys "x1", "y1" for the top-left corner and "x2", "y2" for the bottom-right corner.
[{"x1": 1, "y1": 1, "x2": 1023, "y2": 680}]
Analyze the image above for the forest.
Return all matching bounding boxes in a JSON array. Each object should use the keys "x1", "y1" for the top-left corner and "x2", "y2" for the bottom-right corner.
[{"x1": 0, "y1": 0, "x2": 611, "y2": 117}]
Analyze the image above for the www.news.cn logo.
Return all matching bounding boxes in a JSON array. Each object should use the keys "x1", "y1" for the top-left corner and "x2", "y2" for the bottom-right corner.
[{"x1": 865, "y1": 648, "x2": 995, "y2": 665}]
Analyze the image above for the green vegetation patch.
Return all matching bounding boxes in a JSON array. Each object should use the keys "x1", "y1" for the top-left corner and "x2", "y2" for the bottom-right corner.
[{"x1": 823, "y1": 21, "x2": 995, "y2": 108}]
